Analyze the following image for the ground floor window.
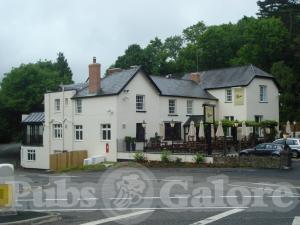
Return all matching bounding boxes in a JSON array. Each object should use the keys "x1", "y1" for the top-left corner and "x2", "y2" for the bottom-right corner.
[
  {"x1": 75, "y1": 125, "x2": 83, "y2": 141},
  {"x1": 136, "y1": 123, "x2": 145, "y2": 142},
  {"x1": 53, "y1": 124, "x2": 63, "y2": 139},
  {"x1": 164, "y1": 122, "x2": 181, "y2": 140},
  {"x1": 101, "y1": 124, "x2": 111, "y2": 140},
  {"x1": 27, "y1": 149, "x2": 36, "y2": 161}
]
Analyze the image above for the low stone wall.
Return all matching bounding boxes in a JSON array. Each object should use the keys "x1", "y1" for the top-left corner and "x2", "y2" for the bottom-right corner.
[{"x1": 213, "y1": 155, "x2": 281, "y2": 169}]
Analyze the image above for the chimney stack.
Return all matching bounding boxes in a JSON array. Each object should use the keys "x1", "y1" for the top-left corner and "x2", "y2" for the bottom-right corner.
[
  {"x1": 189, "y1": 72, "x2": 201, "y2": 84},
  {"x1": 89, "y1": 57, "x2": 101, "y2": 94},
  {"x1": 107, "y1": 67, "x2": 123, "y2": 75}
]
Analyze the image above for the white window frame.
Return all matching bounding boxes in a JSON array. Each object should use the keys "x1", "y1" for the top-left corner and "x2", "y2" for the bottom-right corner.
[
  {"x1": 54, "y1": 99, "x2": 61, "y2": 112},
  {"x1": 74, "y1": 125, "x2": 83, "y2": 141},
  {"x1": 27, "y1": 149, "x2": 36, "y2": 161},
  {"x1": 225, "y1": 89, "x2": 232, "y2": 102},
  {"x1": 53, "y1": 124, "x2": 63, "y2": 139},
  {"x1": 100, "y1": 124, "x2": 111, "y2": 141},
  {"x1": 259, "y1": 85, "x2": 268, "y2": 102},
  {"x1": 169, "y1": 99, "x2": 176, "y2": 114},
  {"x1": 75, "y1": 99, "x2": 82, "y2": 114},
  {"x1": 187, "y1": 100, "x2": 193, "y2": 115},
  {"x1": 136, "y1": 95, "x2": 145, "y2": 111}
]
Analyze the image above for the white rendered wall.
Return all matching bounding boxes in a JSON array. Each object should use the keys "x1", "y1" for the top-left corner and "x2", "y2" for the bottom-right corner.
[{"x1": 20, "y1": 146, "x2": 48, "y2": 169}]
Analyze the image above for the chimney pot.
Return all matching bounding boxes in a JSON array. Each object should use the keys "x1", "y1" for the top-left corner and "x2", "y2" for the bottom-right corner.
[
  {"x1": 93, "y1": 56, "x2": 96, "y2": 63},
  {"x1": 107, "y1": 67, "x2": 123, "y2": 75}
]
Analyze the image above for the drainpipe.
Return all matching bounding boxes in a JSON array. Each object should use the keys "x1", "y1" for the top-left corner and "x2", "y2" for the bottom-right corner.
[
  {"x1": 62, "y1": 85, "x2": 65, "y2": 151},
  {"x1": 48, "y1": 93, "x2": 51, "y2": 154}
]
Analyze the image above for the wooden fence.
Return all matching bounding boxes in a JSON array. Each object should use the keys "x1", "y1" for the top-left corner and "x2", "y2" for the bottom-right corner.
[{"x1": 50, "y1": 150, "x2": 88, "y2": 171}]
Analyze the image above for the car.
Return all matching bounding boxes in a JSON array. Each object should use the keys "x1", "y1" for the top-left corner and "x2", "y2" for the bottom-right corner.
[
  {"x1": 273, "y1": 138, "x2": 300, "y2": 158},
  {"x1": 239, "y1": 143, "x2": 284, "y2": 157}
]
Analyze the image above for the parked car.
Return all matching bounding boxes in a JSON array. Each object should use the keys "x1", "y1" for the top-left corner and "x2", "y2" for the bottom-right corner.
[
  {"x1": 273, "y1": 138, "x2": 300, "y2": 158},
  {"x1": 239, "y1": 143, "x2": 284, "y2": 157}
]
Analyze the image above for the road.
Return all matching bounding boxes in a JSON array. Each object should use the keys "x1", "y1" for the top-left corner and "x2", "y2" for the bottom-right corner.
[{"x1": 10, "y1": 160, "x2": 300, "y2": 225}]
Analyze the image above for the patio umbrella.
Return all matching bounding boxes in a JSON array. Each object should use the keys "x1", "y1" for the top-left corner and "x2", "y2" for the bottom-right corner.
[
  {"x1": 216, "y1": 121, "x2": 224, "y2": 137},
  {"x1": 159, "y1": 123, "x2": 164, "y2": 139},
  {"x1": 198, "y1": 120, "x2": 205, "y2": 139},
  {"x1": 286, "y1": 121, "x2": 291, "y2": 134},
  {"x1": 211, "y1": 124, "x2": 215, "y2": 138},
  {"x1": 188, "y1": 121, "x2": 196, "y2": 141},
  {"x1": 241, "y1": 121, "x2": 247, "y2": 138}
]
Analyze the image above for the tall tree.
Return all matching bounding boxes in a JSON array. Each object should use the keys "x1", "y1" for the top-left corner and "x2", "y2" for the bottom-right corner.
[
  {"x1": 114, "y1": 44, "x2": 146, "y2": 69},
  {"x1": 55, "y1": 52, "x2": 73, "y2": 84}
]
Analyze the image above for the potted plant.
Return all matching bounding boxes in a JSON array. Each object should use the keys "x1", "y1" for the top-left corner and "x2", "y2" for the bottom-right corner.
[
  {"x1": 125, "y1": 136, "x2": 131, "y2": 151},
  {"x1": 131, "y1": 137, "x2": 136, "y2": 151}
]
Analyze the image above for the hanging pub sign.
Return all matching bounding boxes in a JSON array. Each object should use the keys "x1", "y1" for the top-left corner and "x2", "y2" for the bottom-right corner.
[
  {"x1": 203, "y1": 104, "x2": 215, "y2": 124},
  {"x1": 234, "y1": 87, "x2": 244, "y2": 105}
]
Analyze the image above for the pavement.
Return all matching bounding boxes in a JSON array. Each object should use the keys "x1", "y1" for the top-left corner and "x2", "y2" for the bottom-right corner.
[{"x1": 7, "y1": 159, "x2": 300, "y2": 225}]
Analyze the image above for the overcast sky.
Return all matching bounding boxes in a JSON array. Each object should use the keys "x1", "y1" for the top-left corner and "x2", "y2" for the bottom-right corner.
[{"x1": 0, "y1": 0, "x2": 258, "y2": 83}]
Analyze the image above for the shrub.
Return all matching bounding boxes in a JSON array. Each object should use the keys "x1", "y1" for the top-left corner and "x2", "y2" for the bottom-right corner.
[
  {"x1": 175, "y1": 157, "x2": 182, "y2": 164},
  {"x1": 194, "y1": 153, "x2": 204, "y2": 164},
  {"x1": 133, "y1": 152, "x2": 146, "y2": 162},
  {"x1": 161, "y1": 150, "x2": 172, "y2": 163}
]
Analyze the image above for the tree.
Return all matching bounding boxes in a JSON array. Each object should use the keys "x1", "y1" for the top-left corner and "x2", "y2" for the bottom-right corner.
[
  {"x1": 0, "y1": 55, "x2": 73, "y2": 143},
  {"x1": 271, "y1": 61, "x2": 299, "y2": 121},
  {"x1": 257, "y1": 0, "x2": 300, "y2": 36},
  {"x1": 230, "y1": 17, "x2": 289, "y2": 70},
  {"x1": 183, "y1": 21, "x2": 206, "y2": 43},
  {"x1": 114, "y1": 44, "x2": 146, "y2": 70},
  {"x1": 55, "y1": 52, "x2": 73, "y2": 84}
]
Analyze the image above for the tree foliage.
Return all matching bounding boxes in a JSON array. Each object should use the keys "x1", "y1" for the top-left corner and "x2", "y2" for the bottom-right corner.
[{"x1": 0, "y1": 53, "x2": 73, "y2": 142}]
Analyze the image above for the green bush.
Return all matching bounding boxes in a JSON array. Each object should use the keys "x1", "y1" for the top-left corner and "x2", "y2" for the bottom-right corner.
[
  {"x1": 133, "y1": 152, "x2": 146, "y2": 162},
  {"x1": 175, "y1": 157, "x2": 182, "y2": 164},
  {"x1": 194, "y1": 153, "x2": 204, "y2": 164},
  {"x1": 161, "y1": 150, "x2": 172, "y2": 163}
]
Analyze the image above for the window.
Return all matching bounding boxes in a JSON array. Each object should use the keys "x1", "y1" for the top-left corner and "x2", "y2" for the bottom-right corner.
[
  {"x1": 225, "y1": 89, "x2": 232, "y2": 102},
  {"x1": 53, "y1": 124, "x2": 63, "y2": 139},
  {"x1": 27, "y1": 150, "x2": 36, "y2": 161},
  {"x1": 101, "y1": 124, "x2": 111, "y2": 140},
  {"x1": 74, "y1": 125, "x2": 83, "y2": 141},
  {"x1": 136, "y1": 123, "x2": 145, "y2": 142},
  {"x1": 136, "y1": 95, "x2": 145, "y2": 111},
  {"x1": 22, "y1": 124, "x2": 43, "y2": 146},
  {"x1": 75, "y1": 99, "x2": 82, "y2": 113},
  {"x1": 65, "y1": 98, "x2": 69, "y2": 106},
  {"x1": 55, "y1": 99, "x2": 61, "y2": 112},
  {"x1": 187, "y1": 100, "x2": 193, "y2": 115},
  {"x1": 169, "y1": 99, "x2": 176, "y2": 114},
  {"x1": 259, "y1": 85, "x2": 267, "y2": 102},
  {"x1": 164, "y1": 122, "x2": 181, "y2": 140}
]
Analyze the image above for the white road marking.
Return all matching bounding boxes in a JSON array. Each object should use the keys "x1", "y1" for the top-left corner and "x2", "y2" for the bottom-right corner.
[
  {"x1": 190, "y1": 208, "x2": 245, "y2": 225},
  {"x1": 292, "y1": 217, "x2": 300, "y2": 225},
  {"x1": 24, "y1": 206, "x2": 248, "y2": 212},
  {"x1": 79, "y1": 210, "x2": 154, "y2": 225}
]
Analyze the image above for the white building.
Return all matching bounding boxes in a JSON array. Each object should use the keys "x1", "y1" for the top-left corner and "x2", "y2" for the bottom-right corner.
[{"x1": 21, "y1": 57, "x2": 280, "y2": 169}]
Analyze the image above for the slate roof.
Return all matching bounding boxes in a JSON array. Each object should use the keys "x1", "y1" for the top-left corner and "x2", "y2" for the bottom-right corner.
[
  {"x1": 150, "y1": 76, "x2": 217, "y2": 100},
  {"x1": 182, "y1": 65, "x2": 277, "y2": 90},
  {"x1": 71, "y1": 66, "x2": 216, "y2": 100},
  {"x1": 22, "y1": 112, "x2": 45, "y2": 123},
  {"x1": 73, "y1": 67, "x2": 141, "y2": 98}
]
